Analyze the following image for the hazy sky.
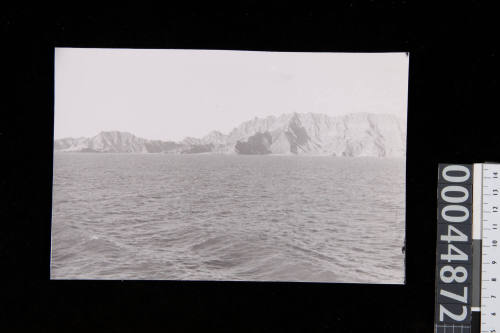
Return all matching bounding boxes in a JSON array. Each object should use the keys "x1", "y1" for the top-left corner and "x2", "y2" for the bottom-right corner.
[{"x1": 54, "y1": 48, "x2": 409, "y2": 141}]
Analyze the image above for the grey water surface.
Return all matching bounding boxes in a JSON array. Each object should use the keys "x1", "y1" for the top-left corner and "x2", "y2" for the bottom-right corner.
[{"x1": 50, "y1": 153, "x2": 405, "y2": 283}]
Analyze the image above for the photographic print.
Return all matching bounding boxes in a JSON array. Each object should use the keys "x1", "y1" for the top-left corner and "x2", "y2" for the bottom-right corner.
[{"x1": 51, "y1": 48, "x2": 409, "y2": 283}]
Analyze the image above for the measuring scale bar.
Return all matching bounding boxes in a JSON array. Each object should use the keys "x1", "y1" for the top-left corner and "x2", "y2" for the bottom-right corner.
[
  {"x1": 480, "y1": 163, "x2": 500, "y2": 333},
  {"x1": 435, "y1": 164, "x2": 500, "y2": 333}
]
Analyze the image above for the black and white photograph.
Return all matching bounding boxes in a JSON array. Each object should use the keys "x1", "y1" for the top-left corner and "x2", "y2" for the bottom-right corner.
[{"x1": 50, "y1": 48, "x2": 409, "y2": 283}]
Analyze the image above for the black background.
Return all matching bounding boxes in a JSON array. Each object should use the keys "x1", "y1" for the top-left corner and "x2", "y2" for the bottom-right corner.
[{"x1": 2, "y1": 2, "x2": 499, "y2": 332}]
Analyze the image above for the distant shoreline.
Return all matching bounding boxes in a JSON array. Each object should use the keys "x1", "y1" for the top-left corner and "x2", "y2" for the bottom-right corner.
[
  {"x1": 53, "y1": 151, "x2": 406, "y2": 159},
  {"x1": 54, "y1": 112, "x2": 406, "y2": 158}
]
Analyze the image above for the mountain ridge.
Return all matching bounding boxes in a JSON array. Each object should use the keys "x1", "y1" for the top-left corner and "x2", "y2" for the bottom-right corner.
[{"x1": 54, "y1": 112, "x2": 406, "y2": 157}]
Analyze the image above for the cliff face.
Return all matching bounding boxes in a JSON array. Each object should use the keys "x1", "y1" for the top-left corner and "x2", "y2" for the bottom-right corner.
[
  {"x1": 54, "y1": 112, "x2": 406, "y2": 157},
  {"x1": 211, "y1": 112, "x2": 406, "y2": 157},
  {"x1": 235, "y1": 132, "x2": 273, "y2": 155}
]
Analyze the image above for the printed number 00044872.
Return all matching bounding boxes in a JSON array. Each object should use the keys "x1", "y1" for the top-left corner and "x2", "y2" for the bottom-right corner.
[{"x1": 438, "y1": 165, "x2": 471, "y2": 323}]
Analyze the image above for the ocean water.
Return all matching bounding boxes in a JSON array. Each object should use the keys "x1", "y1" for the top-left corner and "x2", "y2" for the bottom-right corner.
[{"x1": 50, "y1": 153, "x2": 405, "y2": 283}]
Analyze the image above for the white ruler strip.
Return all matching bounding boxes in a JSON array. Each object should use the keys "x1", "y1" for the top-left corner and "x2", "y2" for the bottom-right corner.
[
  {"x1": 473, "y1": 163, "x2": 483, "y2": 241},
  {"x1": 481, "y1": 163, "x2": 500, "y2": 332}
]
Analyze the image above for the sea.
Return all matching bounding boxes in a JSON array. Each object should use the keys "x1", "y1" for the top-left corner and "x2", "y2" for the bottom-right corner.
[{"x1": 50, "y1": 153, "x2": 405, "y2": 284}]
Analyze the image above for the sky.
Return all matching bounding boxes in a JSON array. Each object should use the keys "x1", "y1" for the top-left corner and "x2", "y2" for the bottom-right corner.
[{"x1": 54, "y1": 48, "x2": 409, "y2": 141}]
